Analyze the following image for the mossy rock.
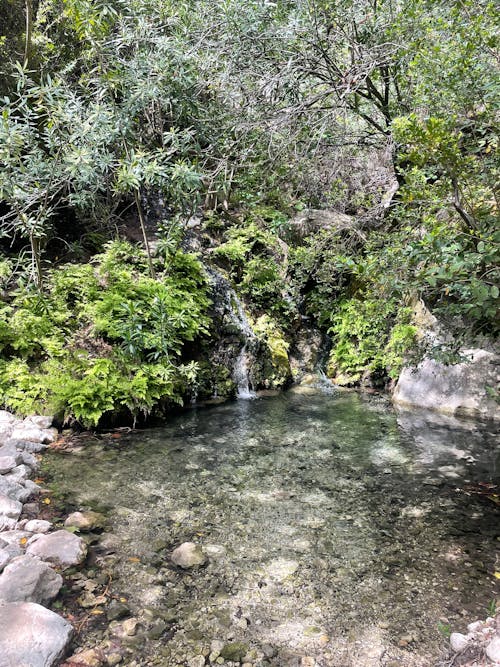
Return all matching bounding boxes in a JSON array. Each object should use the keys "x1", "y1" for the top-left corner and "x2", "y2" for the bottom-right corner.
[{"x1": 220, "y1": 642, "x2": 249, "y2": 661}]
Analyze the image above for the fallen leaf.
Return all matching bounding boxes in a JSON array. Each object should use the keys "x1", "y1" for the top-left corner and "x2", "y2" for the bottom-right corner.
[
  {"x1": 91, "y1": 609, "x2": 105, "y2": 615},
  {"x1": 494, "y1": 572, "x2": 500, "y2": 580},
  {"x1": 19, "y1": 537, "x2": 28, "y2": 545},
  {"x1": 127, "y1": 557, "x2": 141, "y2": 563}
]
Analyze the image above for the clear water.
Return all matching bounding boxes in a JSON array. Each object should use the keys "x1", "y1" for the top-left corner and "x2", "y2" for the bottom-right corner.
[{"x1": 45, "y1": 391, "x2": 500, "y2": 667}]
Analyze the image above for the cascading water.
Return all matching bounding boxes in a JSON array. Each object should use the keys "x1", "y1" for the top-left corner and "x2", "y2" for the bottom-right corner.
[{"x1": 206, "y1": 267, "x2": 258, "y2": 398}]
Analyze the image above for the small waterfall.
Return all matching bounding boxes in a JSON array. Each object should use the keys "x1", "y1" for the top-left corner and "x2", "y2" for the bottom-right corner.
[
  {"x1": 229, "y1": 293, "x2": 257, "y2": 399},
  {"x1": 232, "y1": 344, "x2": 256, "y2": 399},
  {"x1": 206, "y1": 268, "x2": 258, "y2": 399}
]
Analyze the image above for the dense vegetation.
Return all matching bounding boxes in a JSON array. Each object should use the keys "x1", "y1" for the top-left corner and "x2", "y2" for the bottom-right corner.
[{"x1": 0, "y1": 0, "x2": 498, "y2": 425}]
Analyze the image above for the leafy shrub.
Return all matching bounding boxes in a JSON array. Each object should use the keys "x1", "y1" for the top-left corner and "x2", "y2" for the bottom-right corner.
[
  {"x1": 327, "y1": 298, "x2": 416, "y2": 385},
  {"x1": 0, "y1": 241, "x2": 210, "y2": 426}
]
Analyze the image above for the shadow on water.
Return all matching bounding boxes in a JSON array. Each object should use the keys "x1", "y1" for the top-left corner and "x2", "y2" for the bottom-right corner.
[{"x1": 45, "y1": 391, "x2": 500, "y2": 666}]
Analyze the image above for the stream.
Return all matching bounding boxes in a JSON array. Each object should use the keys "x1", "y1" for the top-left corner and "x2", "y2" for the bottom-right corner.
[{"x1": 44, "y1": 390, "x2": 499, "y2": 667}]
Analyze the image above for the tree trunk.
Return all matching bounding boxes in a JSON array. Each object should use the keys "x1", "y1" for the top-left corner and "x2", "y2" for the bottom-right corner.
[{"x1": 134, "y1": 189, "x2": 156, "y2": 279}]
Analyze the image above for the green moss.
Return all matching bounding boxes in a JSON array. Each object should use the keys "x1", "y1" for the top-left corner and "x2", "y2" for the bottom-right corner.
[{"x1": 253, "y1": 314, "x2": 292, "y2": 388}]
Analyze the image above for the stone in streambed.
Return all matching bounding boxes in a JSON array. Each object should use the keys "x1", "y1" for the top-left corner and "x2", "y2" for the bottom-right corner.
[
  {"x1": 0, "y1": 601, "x2": 73, "y2": 667},
  {"x1": 64, "y1": 648, "x2": 103, "y2": 667},
  {"x1": 26, "y1": 529, "x2": 87, "y2": 569},
  {"x1": 0, "y1": 554, "x2": 62, "y2": 604},
  {"x1": 171, "y1": 542, "x2": 207, "y2": 569},
  {"x1": 65, "y1": 511, "x2": 106, "y2": 532},
  {"x1": 220, "y1": 642, "x2": 249, "y2": 662}
]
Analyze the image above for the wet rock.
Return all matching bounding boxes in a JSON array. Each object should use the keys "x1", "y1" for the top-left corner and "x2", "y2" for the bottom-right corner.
[
  {"x1": 220, "y1": 642, "x2": 249, "y2": 662},
  {"x1": 147, "y1": 618, "x2": 167, "y2": 639},
  {"x1": 107, "y1": 600, "x2": 130, "y2": 621},
  {"x1": 26, "y1": 530, "x2": 87, "y2": 569},
  {"x1": 0, "y1": 601, "x2": 73, "y2": 667},
  {"x1": 486, "y1": 635, "x2": 500, "y2": 662},
  {"x1": 171, "y1": 542, "x2": 207, "y2": 569},
  {"x1": 65, "y1": 648, "x2": 103, "y2": 666},
  {"x1": 187, "y1": 657, "x2": 206, "y2": 667},
  {"x1": 65, "y1": 511, "x2": 106, "y2": 532},
  {"x1": 122, "y1": 617, "x2": 140, "y2": 636},
  {"x1": 0, "y1": 554, "x2": 62, "y2": 604},
  {"x1": 24, "y1": 519, "x2": 52, "y2": 533}
]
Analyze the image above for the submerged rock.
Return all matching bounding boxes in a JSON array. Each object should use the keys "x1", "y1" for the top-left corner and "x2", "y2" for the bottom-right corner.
[
  {"x1": 0, "y1": 555, "x2": 62, "y2": 605},
  {"x1": 65, "y1": 511, "x2": 106, "y2": 532},
  {"x1": 0, "y1": 601, "x2": 73, "y2": 667},
  {"x1": 26, "y1": 530, "x2": 87, "y2": 569},
  {"x1": 171, "y1": 542, "x2": 207, "y2": 569}
]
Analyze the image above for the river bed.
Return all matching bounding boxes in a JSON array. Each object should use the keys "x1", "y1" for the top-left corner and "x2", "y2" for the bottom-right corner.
[{"x1": 44, "y1": 391, "x2": 500, "y2": 667}]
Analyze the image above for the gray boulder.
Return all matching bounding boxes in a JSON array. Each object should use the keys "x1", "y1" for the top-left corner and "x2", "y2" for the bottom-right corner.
[
  {"x1": 394, "y1": 348, "x2": 499, "y2": 421},
  {"x1": 0, "y1": 555, "x2": 62, "y2": 604},
  {"x1": 0, "y1": 601, "x2": 73, "y2": 667},
  {"x1": 26, "y1": 530, "x2": 87, "y2": 569},
  {"x1": 171, "y1": 542, "x2": 207, "y2": 569}
]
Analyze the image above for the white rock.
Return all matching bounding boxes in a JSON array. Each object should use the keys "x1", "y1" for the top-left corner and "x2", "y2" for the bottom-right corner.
[
  {"x1": 24, "y1": 520, "x2": 52, "y2": 534},
  {"x1": 171, "y1": 542, "x2": 207, "y2": 569},
  {"x1": 450, "y1": 632, "x2": 470, "y2": 652},
  {"x1": 0, "y1": 456, "x2": 20, "y2": 474},
  {"x1": 0, "y1": 492, "x2": 22, "y2": 520},
  {"x1": 0, "y1": 601, "x2": 73, "y2": 667},
  {"x1": 26, "y1": 530, "x2": 87, "y2": 569},
  {"x1": 467, "y1": 620, "x2": 483, "y2": 633},
  {"x1": 0, "y1": 548, "x2": 11, "y2": 572},
  {"x1": 24, "y1": 415, "x2": 54, "y2": 430},
  {"x1": 0, "y1": 555, "x2": 62, "y2": 604},
  {"x1": 394, "y1": 348, "x2": 499, "y2": 420},
  {"x1": 10, "y1": 425, "x2": 54, "y2": 444},
  {"x1": 0, "y1": 516, "x2": 17, "y2": 531},
  {"x1": 0, "y1": 530, "x2": 33, "y2": 546},
  {"x1": 486, "y1": 635, "x2": 500, "y2": 663},
  {"x1": 0, "y1": 410, "x2": 18, "y2": 424}
]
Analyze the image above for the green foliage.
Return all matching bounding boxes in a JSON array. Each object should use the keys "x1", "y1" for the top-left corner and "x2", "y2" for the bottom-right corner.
[
  {"x1": 327, "y1": 299, "x2": 416, "y2": 384},
  {"x1": 0, "y1": 241, "x2": 210, "y2": 425}
]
